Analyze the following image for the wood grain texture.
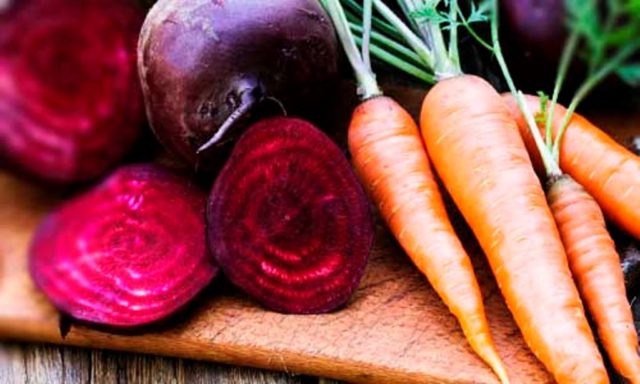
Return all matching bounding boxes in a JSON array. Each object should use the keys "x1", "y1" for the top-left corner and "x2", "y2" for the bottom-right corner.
[
  {"x1": 0, "y1": 85, "x2": 637, "y2": 384},
  {"x1": 0, "y1": 343, "x2": 310, "y2": 384}
]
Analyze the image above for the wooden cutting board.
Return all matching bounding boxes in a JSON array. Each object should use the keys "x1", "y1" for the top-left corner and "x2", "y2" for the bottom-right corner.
[{"x1": 1, "y1": 86, "x2": 638, "y2": 384}]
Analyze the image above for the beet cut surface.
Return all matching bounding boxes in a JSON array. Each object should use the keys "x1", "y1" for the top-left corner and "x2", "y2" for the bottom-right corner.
[
  {"x1": 30, "y1": 164, "x2": 217, "y2": 327},
  {"x1": 207, "y1": 117, "x2": 373, "y2": 314},
  {"x1": 0, "y1": 0, "x2": 145, "y2": 183}
]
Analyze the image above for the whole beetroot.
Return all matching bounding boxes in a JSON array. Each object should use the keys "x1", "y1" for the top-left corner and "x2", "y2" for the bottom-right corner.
[
  {"x1": 499, "y1": 0, "x2": 567, "y2": 93},
  {"x1": 501, "y1": 0, "x2": 566, "y2": 61},
  {"x1": 0, "y1": 0, "x2": 145, "y2": 183},
  {"x1": 138, "y1": 0, "x2": 340, "y2": 166},
  {"x1": 30, "y1": 164, "x2": 217, "y2": 327}
]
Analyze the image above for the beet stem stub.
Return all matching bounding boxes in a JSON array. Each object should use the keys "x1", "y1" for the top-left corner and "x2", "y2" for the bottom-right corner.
[
  {"x1": 30, "y1": 164, "x2": 218, "y2": 328},
  {"x1": 207, "y1": 117, "x2": 374, "y2": 314},
  {"x1": 197, "y1": 83, "x2": 262, "y2": 154}
]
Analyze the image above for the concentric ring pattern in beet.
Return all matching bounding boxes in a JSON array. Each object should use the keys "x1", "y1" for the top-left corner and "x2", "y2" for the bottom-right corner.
[
  {"x1": 207, "y1": 117, "x2": 374, "y2": 314},
  {"x1": 0, "y1": 0, "x2": 145, "y2": 183},
  {"x1": 29, "y1": 164, "x2": 217, "y2": 327}
]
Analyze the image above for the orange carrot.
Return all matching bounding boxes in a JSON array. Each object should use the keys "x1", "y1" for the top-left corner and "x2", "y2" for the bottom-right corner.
[
  {"x1": 349, "y1": 96, "x2": 508, "y2": 383},
  {"x1": 420, "y1": 74, "x2": 608, "y2": 384},
  {"x1": 335, "y1": 1, "x2": 609, "y2": 382},
  {"x1": 487, "y1": 0, "x2": 640, "y2": 370},
  {"x1": 504, "y1": 94, "x2": 640, "y2": 240},
  {"x1": 493, "y1": 16, "x2": 638, "y2": 372},
  {"x1": 503, "y1": 94, "x2": 640, "y2": 382},
  {"x1": 548, "y1": 174, "x2": 640, "y2": 383},
  {"x1": 321, "y1": 2, "x2": 508, "y2": 381}
]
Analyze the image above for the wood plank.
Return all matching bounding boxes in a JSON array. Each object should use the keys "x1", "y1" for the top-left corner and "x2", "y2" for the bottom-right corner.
[
  {"x1": 0, "y1": 343, "x2": 311, "y2": 384},
  {"x1": 0, "y1": 344, "x2": 27, "y2": 383},
  {"x1": 1, "y1": 85, "x2": 637, "y2": 384}
]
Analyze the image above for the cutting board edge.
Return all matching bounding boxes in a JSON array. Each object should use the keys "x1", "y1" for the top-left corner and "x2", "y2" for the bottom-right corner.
[{"x1": 0, "y1": 319, "x2": 483, "y2": 384}]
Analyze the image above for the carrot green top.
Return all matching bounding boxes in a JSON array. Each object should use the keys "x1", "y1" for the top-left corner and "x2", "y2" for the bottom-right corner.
[
  {"x1": 339, "y1": 0, "x2": 493, "y2": 83},
  {"x1": 492, "y1": 0, "x2": 640, "y2": 177},
  {"x1": 325, "y1": 0, "x2": 489, "y2": 88},
  {"x1": 344, "y1": 0, "x2": 640, "y2": 178},
  {"x1": 321, "y1": 0, "x2": 382, "y2": 100}
]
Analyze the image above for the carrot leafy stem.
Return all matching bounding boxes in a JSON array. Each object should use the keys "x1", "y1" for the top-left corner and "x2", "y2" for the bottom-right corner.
[
  {"x1": 361, "y1": 0, "x2": 374, "y2": 71},
  {"x1": 617, "y1": 63, "x2": 640, "y2": 86},
  {"x1": 488, "y1": 0, "x2": 561, "y2": 176},
  {"x1": 343, "y1": 0, "x2": 401, "y2": 40},
  {"x1": 342, "y1": 0, "x2": 493, "y2": 81},
  {"x1": 396, "y1": 0, "x2": 463, "y2": 79},
  {"x1": 320, "y1": 0, "x2": 382, "y2": 100},
  {"x1": 548, "y1": 0, "x2": 640, "y2": 161},
  {"x1": 454, "y1": 2, "x2": 493, "y2": 52},
  {"x1": 341, "y1": 0, "x2": 436, "y2": 84},
  {"x1": 536, "y1": 91, "x2": 549, "y2": 127},
  {"x1": 411, "y1": 0, "x2": 491, "y2": 32},
  {"x1": 491, "y1": 0, "x2": 640, "y2": 177}
]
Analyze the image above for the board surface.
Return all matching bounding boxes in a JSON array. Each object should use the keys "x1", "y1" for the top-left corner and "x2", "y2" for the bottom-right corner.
[{"x1": 1, "y1": 86, "x2": 637, "y2": 384}]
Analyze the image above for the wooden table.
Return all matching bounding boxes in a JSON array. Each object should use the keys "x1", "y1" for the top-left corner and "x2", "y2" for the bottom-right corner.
[{"x1": 1, "y1": 343, "x2": 342, "y2": 383}]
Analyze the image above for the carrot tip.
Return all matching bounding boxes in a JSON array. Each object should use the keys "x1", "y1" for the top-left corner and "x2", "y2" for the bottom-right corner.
[{"x1": 484, "y1": 351, "x2": 510, "y2": 384}]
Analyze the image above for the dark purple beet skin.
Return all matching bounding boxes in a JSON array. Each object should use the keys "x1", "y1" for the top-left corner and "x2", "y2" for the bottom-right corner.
[
  {"x1": 207, "y1": 117, "x2": 373, "y2": 314},
  {"x1": 501, "y1": 0, "x2": 566, "y2": 60},
  {"x1": 499, "y1": 0, "x2": 567, "y2": 93},
  {"x1": 0, "y1": 0, "x2": 145, "y2": 183},
  {"x1": 29, "y1": 164, "x2": 217, "y2": 327},
  {"x1": 500, "y1": 0, "x2": 636, "y2": 103},
  {"x1": 138, "y1": 0, "x2": 340, "y2": 166}
]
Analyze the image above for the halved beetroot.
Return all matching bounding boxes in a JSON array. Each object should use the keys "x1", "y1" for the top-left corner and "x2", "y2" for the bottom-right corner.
[
  {"x1": 30, "y1": 164, "x2": 217, "y2": 327},
  {"x1": 0, "y1": 0, "x2": 145, "y2": 183},
  {"x1": 207, "y1": 117, "x2": 373, "y2": 314}
]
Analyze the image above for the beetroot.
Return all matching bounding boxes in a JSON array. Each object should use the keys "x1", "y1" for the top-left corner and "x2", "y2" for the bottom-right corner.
[
  {"x1": 0, "y1": 0, "x2": 145, "y2": 183},
  {"x1": 30, "y1": 164, "x2": 217, "y2": 327},
  {"x1": 501, "y1": 0, "x2": 566, "y2": 61},
  {"x1": 138, "y1": 0, "x2": 339, "y2": 166},
  {"x1": 499, "y1": 0, "x2": 568, "y2": 93},
  {"x1": 207, "y1": 117, "x2": 373, "y2": 314}
]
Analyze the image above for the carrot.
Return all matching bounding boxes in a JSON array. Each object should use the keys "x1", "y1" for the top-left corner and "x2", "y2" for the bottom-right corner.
[
  {"x1": 502, "y1": 0, "x2": 640, "y2": 240},
  {"x1": 494, "y1": 1, "x2": 640, "y2": 380},
  {"x1": 349, "y1": 96, "x2": 508, "y2": 383},
  {"x1": 503, "y1": 94, "x2": 640, "y2": 383},
  {"x1": 320, "y1": 2, "x2": 509, "y2": 382},
  {"x1": 420, "y1": 74, "x2": 607, "y2": 384},
  {"x1": 548, "y1": 174, "x2": 640, "y2": 383},
  {"x1": 349, "y1": 0, "x2": 610, "y2": 381},
  {"x1": 504, "y1": 94, "x2": 640, "y2": 240}
]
